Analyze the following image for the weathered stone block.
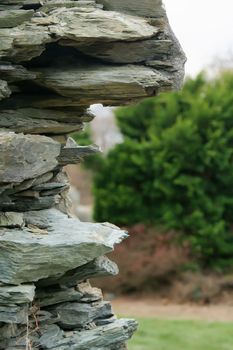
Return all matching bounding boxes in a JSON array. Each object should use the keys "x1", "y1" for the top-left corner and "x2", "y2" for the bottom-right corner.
[
  {"x1": 0, "y1": 133, "x2": 60, "y2": 183},
  {"x1": 0, "y1": 209, "x2": 127, "y2": 284}
]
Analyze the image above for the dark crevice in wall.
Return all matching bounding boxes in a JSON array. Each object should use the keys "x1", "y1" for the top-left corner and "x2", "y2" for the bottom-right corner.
[{"x1": 24, "y1": 43, "x2": 107, "y2": 69}]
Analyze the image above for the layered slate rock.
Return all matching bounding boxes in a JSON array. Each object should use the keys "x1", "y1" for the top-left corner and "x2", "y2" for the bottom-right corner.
[
  {"x1": 48, "y1": 7, "x2": 159, "y2": 41},
  {"x1": 0, "y1": 0, "x2": 185, "y2": 134},
  {"x1": 0, "y1": 209, "x2": 127, "y2": 284},
  {"x1": 0, "y1": 285, "x2": 35, "y2": 324},
  {"x1": 0, "y1": 9, "x2": 34, "y2": 27},
  {"x1": 36, "y1": 64, "x2": 170, "y2": 103},
  {"x1": 0, "y1": 1, "x2": 185, "y2": 349},
  {"x1": 0, "y1": 133, "x2": 60, "y2": 183},
  {"x1": 96, "y1": 0, "x2": 165, "y2": 17}
]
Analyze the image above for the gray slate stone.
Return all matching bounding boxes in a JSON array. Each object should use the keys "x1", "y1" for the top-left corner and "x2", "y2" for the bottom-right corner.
[
  {"x1": 49, "y1": 7, "x2": 159, "y2": 43},
  {"x1": 0, "y1": 304, "x2": 29, "y2": 324},
  {"x1": 0, "y1": 63, "x2": 37, "y2": 82},
  {"x1": 0, "y1": 2, "x2": 185, "y2": 350},
  {"x1": 41, "y1": 0, "x2": 99, "y2": 12},
  {"x1": 0, "y1": 323, "x2": 25, "y2": 341},
  {"x1": 36, "y1": 64, "x2": 171, "y2": 106},
  {"x1": 0, "y1": 212, "x2": 24, "y2": 228},
  {"x1": 0, "y1": 108, "x2": 94, "y2": 123},
  {"x1": 0, "y1": 10, "x2": 34, "y2": 28},
  {"x1": 0, "y1": 25, "x2": 51, "y2": 62},
  {"x1": 57, "y1": 145, "x2": 100, "y2": 166},
  {"x1": 36, "y1": 287, "x2": 83, "y2": 307},
  {"x1": 0, "y1": 114, "x2": 83, "y2": 135},
  {"x1": 50, "y1": 300, "x2": 113, "y2": 329},
  {"x1": 37, "y1": 255, "x2": 119, "y2": 287},
  {"x1": 96, "y1": 0, "x2": 165, "y2": 17},
  {"x1": 32, "y1": 182, "x2": 68, "y2": 192},
  {"x1": 39, "y1": 318, "x2": 138, "y2": 349},
  {"x1": 36, "y1": 282, "x2": 103, "y2": 306},
  {"x1": 39, "y1": 325, "x2": 65, "y2": 349},
  {"x1": 76, "y1": 38, "x2": 173, "y2": 64},
  {"x1": 0, "y1": 284, "x2": 35, "y2": 304},
  {"x1": 0, "y1": 209, "x2": 127, "y2": 284},
  {"x1": 0, "y1": 195, "x2": 59, "y2": 212},
  {"x1": 0, "y1": 285, "x2": 34, "y2": 324},
  {"x1": 0, "y1": 133, "x2": 60, "y2": 183},
  {"x1": 3, "y1": 172, "x2": 54, "y2": 196}
]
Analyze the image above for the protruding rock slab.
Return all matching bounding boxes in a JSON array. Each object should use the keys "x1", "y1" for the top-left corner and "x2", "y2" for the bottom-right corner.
[
  {"x1": 0, "y1": 209, "x2": 127, "y2": 284},
  {"x1": 0, "y1": 108, "x2": 93, "y2": 123},
  {"x1": 0, "y1": 114, "x2": 83, "y2": 134},
  {"x1": 0, "y1": 133, "x2": 60, "y2": 183},
  {"x1": 57, "y1": 145, "x2": 100, "y2": 166},
  {"x1": 37, "y1": 64, "x2": 171, "y2": 106},
  {"x1": 0, "y1": 194, "x2": 59, "y2": 212},
  {"x1": 38, "y1": 255, "x2": 119, "y2": 287},
  {"x1": 76, "y1": 38, "x2": 173, "y2": 64},
  {"x1": 39, "y1": 319, "x2": 138, "y2": 349},
  {"x1": 49, "y1": 7, "x2": 159, "y2": 43}
]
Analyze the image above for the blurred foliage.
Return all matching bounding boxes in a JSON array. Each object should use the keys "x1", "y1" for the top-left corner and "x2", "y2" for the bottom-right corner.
[{"x1": 93, "y1": 72, "x2": 233, "y2": 269}]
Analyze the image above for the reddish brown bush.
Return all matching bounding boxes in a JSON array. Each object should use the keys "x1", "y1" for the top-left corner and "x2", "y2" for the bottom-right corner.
[{"x1": 95, "y1": 225, "x2": 190, "y2": 294}]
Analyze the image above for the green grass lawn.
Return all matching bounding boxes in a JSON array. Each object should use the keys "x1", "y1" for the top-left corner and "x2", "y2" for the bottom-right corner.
[{"x1": 128, "y1": 318, "x2": 233, "y2": 350}]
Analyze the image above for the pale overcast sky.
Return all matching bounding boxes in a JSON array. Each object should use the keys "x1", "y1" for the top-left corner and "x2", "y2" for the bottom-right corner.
[{"x1": 164, "y1": 0, "x2": 233, "y2": 76}]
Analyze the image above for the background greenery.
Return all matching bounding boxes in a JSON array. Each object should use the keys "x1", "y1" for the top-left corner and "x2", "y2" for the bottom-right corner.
[
  {"x1": 128, "y1": 318, "x2": 233, "y2": 350},
  {"x1": 92, "y1": 72, "x2": 233, "y2": 269}
]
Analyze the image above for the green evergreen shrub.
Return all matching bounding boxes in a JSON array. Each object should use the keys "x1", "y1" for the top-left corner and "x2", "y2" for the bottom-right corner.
[{"x1": 93, "y1": 72, "x2": 233, "y2": 268}]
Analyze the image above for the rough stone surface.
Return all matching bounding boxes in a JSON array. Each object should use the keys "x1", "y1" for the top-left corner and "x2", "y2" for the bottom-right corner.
[
  {"x1": 49, "y1": 7, "x2": 159, "y2": 43},
  {"x1": 35, "y1": 286, "x2": 84, "y2": 307},
  {"x1": 0, "y1": 212, "x2": 24, "y2": 227},
  {"x1": 36, "y1": 64, "x2": 171, "y2": 106},
  {"x1": 58, "y1": 144, "x2": 100, "y2": 165},
  {"x1": 39, "y1": 319, "x2": 138, "y2": 349},
  {"x1": 0, "y1": 9, "x2": 34, "y2": 28},
  {"x1": 0, "y1": 108, "x2": 94, "y2": 122},
  {"x1": 38, "y1": 255, "x2": 119, "y2": 287},
  {"x1": 0, "y1": 1, "x2": 184, "y2": 349},
  {"x1": 0, "y1": 62, "x2": 37, "y2": 82},
  {"x1": 0, "y1": 285, "x2": 35, "y2": 304},
  {"x1": 0, "y1": 133, "x2": 61, "y2": 183},
  {"x1": 0, "y1": 208, "x2": 127, "y2": 284},
  {"x1": 0, "y1": 304, "x2": 29, "y2": 324},
  {"x1": 0, "y1": 114, "x2": 83, "y2": 134},
  {"x1": 50, "y1": 300, "x2": 113, "y2": 329}
]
